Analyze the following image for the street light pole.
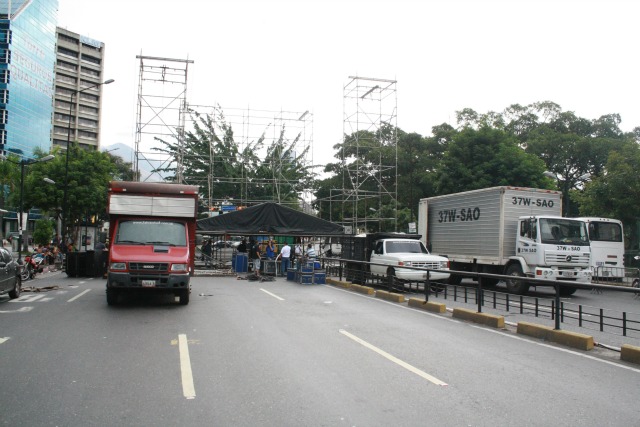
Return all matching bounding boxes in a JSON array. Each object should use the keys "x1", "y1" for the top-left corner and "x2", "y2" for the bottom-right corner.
[{"x1": 61, "y1": 78, "x2": 114, "y2": 251}]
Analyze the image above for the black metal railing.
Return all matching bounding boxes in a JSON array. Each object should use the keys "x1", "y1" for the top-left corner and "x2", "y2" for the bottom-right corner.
[{"x1": 326, "y1": 257, "x2": 640, "y2": 340}]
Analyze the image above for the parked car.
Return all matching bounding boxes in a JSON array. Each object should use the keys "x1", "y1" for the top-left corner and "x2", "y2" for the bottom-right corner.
[{"x1": 0, "y1": 247, "x2": 21, "y2": 299}]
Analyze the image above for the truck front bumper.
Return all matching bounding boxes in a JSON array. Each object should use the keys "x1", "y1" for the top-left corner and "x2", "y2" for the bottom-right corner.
[
  {"x1": 107, "y1": 272, "x2": 190, "y2": 290},
  {"x1": 396, "y1": 269, "x2": 450, "y2": 281},
  {"x1": 535, "y1": 267, "x2": 592, "y2": 283}
]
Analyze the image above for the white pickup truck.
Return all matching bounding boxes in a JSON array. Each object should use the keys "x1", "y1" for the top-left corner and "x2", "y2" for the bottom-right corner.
[{"x1": 341, "y1": 233, "x2": 450, "y2": 284}]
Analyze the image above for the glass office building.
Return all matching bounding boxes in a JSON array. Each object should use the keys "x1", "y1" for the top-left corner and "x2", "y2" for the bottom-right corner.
[{"x1": 0, "y1": 0, "x2": 58, "y2": 160}]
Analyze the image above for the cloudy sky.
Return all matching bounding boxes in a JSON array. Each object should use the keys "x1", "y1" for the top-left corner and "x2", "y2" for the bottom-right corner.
[{"x1": 58, "y1": 0, "x2": 639, "y2": 166}]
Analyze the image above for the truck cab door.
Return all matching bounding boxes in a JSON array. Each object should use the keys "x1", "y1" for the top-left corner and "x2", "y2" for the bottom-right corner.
[
  {"x1": 516, "y1": 218, "x2": 540, "y2": 267},
  {"x1": 369, "y1": 241, "x2": 385, "y2": 275}
]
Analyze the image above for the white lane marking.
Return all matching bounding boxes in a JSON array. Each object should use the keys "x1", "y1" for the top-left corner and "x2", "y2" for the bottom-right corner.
[
  {"x1": 0, "y1": 337, "x2": 9, "y2": 344},
  {"x1": 10, "y1": 294, "x2": 45, "y2": 303},
  {"x1": 339, "y1": 329, "x2": 448, "y2": 386},
  {"x1": 178, "y1": 334, "x2": 196, "y2": 399},
  {"x1": 67, "y1": 289, "x2": 91, "y2": 302},
  {"x1": 0, "y1": 307, "x2": 33, "y2": 313},
  {"x1": 260, "y1": 288, "x2": 284, "y2": 301}
]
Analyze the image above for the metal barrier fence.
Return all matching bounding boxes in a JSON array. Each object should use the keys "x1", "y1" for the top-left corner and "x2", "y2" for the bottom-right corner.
[
  {"x1": 593, "y1": 265, "x2": 640, "y2": 287},
  {"x1": 326, "y1": 257, "x2": 640, "y2": 339}
]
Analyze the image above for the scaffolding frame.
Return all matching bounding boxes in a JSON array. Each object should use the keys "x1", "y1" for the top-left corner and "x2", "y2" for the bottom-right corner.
[
  {"x1": 135, "y1": 55, "x2": 193, "y2": 183},
  {"x1": 324, "y1": 76, "x2": 398, "y2": 233},
  {"x1": 182, "y1": 104, "x2": 314, "y2": 211}
]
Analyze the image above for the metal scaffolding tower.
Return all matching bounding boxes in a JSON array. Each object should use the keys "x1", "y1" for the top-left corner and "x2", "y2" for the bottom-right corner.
[
  {"x1": 328, "y1": 76, "x2": 398, "y2": 233},
  {"x1": 181, "y1": 104, "x2": 314, "y2": 211},
  {"x1": 135, "y1": 55, "x2": 193, "y2": 183}
]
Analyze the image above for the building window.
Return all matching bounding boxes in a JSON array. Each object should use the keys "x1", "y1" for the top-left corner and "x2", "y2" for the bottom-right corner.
[
  {"x1": 57, "y1": 46, "x2": 78, "y2": 60},
  {"x1": 0, "y1": 89, "x2": 8, "y2": 104},
  {"x1": 0, "y1": 48, "x2": 10, "y2": 64},
  {"x1": 58, "y1": 33, "x2": 79, "y2": 45},
  {"x1": 55, "y1": 73, "x2": 76, "y2": 85},
  {"x1": 57, "y1": 60, "x2": 77, "y2": 72},
  {"x1": 79, "y1": 92, "x2": 98, "y2": 102},
  {"x1": 80, "y1": 54, "x2": 100, "y2": 65},
  {"x1": 78, "y1": 130, "x2": 97, "y2": 140},
  {"x1": 80, "y1": 66, "x2": 99, "y2": 77},
  {"x1": 0, "y1": 108, "x2": 7, "y2": 124},
  {"x1": 0, "y1": 69, "x2": 9, "y2": 84},
  {"x1": 0, "y1": 29, "x2": 11, "y2": 44}
]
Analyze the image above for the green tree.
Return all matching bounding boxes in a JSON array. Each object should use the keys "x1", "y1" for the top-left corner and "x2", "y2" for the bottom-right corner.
[
  {"x1": 434, "y1": 126, "x2": 549, "y2": 195},
  {"x1": 33, "y1": 218, "x2": 55, "y2": 246}
]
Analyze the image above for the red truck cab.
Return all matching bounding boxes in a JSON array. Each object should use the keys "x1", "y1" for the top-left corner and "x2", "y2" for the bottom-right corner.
[{"x1": 106, "y1": 181, "x2": 199, "y2": 305}]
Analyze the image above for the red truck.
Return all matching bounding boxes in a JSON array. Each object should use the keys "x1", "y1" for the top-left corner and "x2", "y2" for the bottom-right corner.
[{"x1": 106, "y1": 181, "x2": 199, "y2": 305}]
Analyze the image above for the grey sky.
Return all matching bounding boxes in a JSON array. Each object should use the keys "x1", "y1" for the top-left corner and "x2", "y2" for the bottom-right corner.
[{"x1": 58, "y1": 0, "x2": 640, "y2": 166}]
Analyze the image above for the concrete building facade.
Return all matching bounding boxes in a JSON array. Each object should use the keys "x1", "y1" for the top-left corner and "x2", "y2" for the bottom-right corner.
[{"x1": 53, "y1": 27, "x2": 107, "y2": 152}]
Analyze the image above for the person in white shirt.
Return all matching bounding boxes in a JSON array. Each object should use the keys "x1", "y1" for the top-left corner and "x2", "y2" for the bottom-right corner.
[
  {"x1": 306, "y1": 243, "x2": 316, "y2": 259},
  {"x1": 278, "y1": 242, "x2": 291, "y2": 275}
]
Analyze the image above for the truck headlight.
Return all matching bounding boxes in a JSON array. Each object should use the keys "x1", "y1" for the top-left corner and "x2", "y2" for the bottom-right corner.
[
  {"x1": 439, "y1": 261, "x2": 449, "y2": 269},
  {"x1": 401, "y1": 261, "x2": 412, "y2": 266},
  {"x1": 171, "y1": 264, "x2": 188, "y2": 272},
  {"x1": 110, "y1": 262, "x2": 127, "y2": 271}
]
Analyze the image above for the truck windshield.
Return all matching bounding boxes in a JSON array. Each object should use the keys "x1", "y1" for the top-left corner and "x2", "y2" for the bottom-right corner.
[
  {"x1": 540, "y1": 218, "x2": 589, "y2": 245},
  {"x1": 115, "y1": 220, "x2": 187, "y2": 246},
  {"x1": 386, "y1": 241, "x2": 428, "y2": 254},
  {"x1": 587, "y1": 221, "x2": 622, "y2": 242}
]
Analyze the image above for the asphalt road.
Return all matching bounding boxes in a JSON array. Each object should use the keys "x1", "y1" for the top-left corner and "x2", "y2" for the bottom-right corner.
[{"x1": 1, "y1": 271, "x2": 639, "y2": 426}]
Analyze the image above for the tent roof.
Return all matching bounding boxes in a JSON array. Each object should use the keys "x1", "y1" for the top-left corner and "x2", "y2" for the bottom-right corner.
[{"x1": 196, "y1": 202, "x2": 345, "y2": 236}]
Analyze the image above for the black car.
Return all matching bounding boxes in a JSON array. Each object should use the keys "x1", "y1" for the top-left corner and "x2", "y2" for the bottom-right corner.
[{"x1": 0, "y1": 247, "x2": 21, "y2": 299}]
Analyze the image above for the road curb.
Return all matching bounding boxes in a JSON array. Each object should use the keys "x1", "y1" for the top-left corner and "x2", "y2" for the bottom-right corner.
[
  {"x1": 327, "y1": 278, "x2": 351, "y2": 289},
  {"x1": 517, "y1": 321, "x2": 594, "y2": 351},
  {"x1": 349, "y1": 283, "x2": 375, "y2": 295},
  {"x1": 408, "y1": 298, "x2": 446, "y2": 313},
  {"x1": 453, "y1": 307, "x2": 505, "y2": 328},
  {"x1": 621, "y1": 344, "x2": 640, "y2": 365},
  {"x1": 375, "y1": 290, "x2": 405, "y2": 303}
]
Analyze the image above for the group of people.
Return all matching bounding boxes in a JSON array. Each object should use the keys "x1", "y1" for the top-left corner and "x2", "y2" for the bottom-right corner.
[{"x1": 249, "y1": 239, "x2": 316, "y2": 277}]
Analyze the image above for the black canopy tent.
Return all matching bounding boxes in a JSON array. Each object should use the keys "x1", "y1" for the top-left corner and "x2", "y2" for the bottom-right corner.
[{"x1": 196, "y1": 202, "x2": 344, "y2": 236}]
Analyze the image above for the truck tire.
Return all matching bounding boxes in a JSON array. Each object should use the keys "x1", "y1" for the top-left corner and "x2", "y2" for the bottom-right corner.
[
  {"x1": 106, "y1": 288, "x2": 119, "y2": 306},
  {"x1": 447, "y1": 275, "x2": 462, "y2": 286},
  {"x1": 505, "y1": 264, "x2": 529, "y2": 294},
  {"x1": 178, "y1": 290, "x2": 190, "y2": 305},
  {"x1": 559, "y1": 285, "x2": 577, "y2": 296},
  {"x1": 387, "y1": 267, "x2": 397, "y2": 289}
]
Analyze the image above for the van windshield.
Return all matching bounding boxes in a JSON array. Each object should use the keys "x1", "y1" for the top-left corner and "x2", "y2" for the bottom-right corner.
[{"x1": 115, "y1": 220, "x2": 187, "y2": 246}]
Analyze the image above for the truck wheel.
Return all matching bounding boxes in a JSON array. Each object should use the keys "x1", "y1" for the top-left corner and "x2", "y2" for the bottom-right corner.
[
  {"x1": 106, "y1": 288, "x2": 119, "y2": 306},
  {"x1": 387, "y1": 267, "x2": 397, "y2": 289},
  {"x1": 178, "y1": 290, "x2": 190, "y2": 305},
  {"x1": 505, "y1": 264, "x2": 529, "y2": 294},
  {"x1": 447, "y1": 275, "x2": 462, "y2": 286},
  {"x1": 559, "y1": 286, "x2": 577, "y2": 296},
  {"x1": 9, "y1": 276, "x2": 21, "y2": 299}
]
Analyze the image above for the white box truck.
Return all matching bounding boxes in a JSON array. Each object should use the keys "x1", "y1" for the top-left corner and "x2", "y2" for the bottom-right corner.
[{"x1": 418, "y1": 186, "x2": 592, "y2": 295}]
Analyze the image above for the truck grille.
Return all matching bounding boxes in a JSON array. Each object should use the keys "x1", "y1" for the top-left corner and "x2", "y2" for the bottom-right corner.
[
  {"x1": 129, "y1": 262, "x2": 169, "y2": 272},
  {"x1": 411, "y1": 261, "x2": 441, "y2": 269},
  {"x1": 545, "y1": 253, "x2": 590, "y2": 265}
]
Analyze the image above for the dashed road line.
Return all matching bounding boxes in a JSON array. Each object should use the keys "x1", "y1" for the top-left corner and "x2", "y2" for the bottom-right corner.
[
  {"x1": 339, "y1": 329, "x2": 448, "y2": 386},
  {"x1": 68, "y1": 289, "x2": 91, "y2": 302},
  {"x1": 260, "y1": 288, "x2": 284, "y2": 301},
  {"x1": 178, "y1": 334, "x2": 196, "y2": 399}
]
